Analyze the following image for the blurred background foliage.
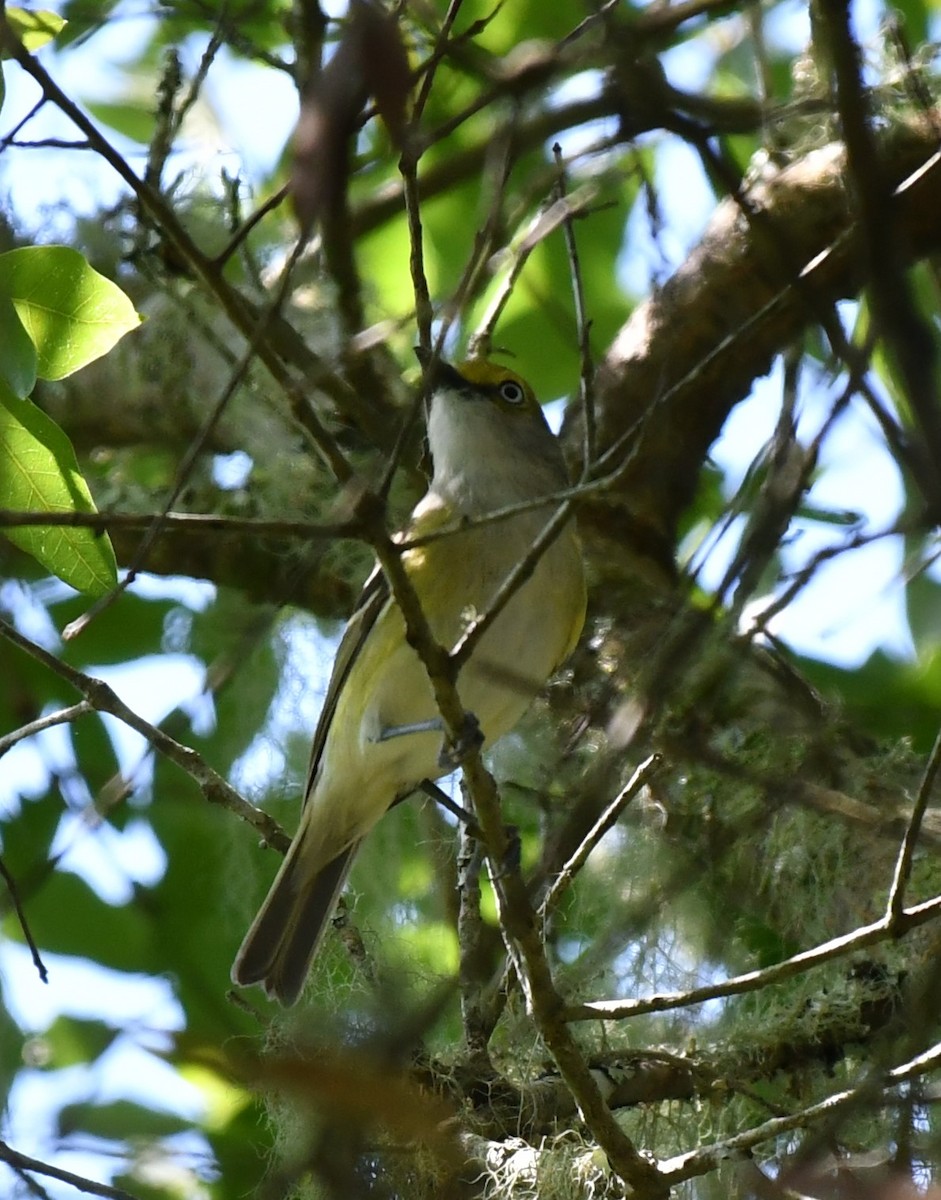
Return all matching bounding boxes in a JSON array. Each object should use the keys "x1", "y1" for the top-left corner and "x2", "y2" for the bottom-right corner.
[{"x1": 3, "y1": 0, "x2": 941, "y2": 1197}]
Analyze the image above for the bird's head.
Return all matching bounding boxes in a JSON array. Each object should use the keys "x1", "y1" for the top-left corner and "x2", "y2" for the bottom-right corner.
[{"x1": 417, "y1": 352, "x2": 567, "y2": 509}]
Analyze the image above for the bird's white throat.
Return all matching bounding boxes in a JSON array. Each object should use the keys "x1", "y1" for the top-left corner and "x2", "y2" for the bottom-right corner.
[{"x1": 427, "y1": 390, "x2": 566, "y2": 516}]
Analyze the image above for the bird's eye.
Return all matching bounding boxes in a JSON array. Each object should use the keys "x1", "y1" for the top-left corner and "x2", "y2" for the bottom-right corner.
[{"x1": 498, "y1": 380, "x2": 525, "y2": 405}]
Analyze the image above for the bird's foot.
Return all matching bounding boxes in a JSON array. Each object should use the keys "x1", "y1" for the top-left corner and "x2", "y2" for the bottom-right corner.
[
  {"x1": 493, "y1": 824, "x2": 522, "y2": 878},
  {"x1": 438, "y1": 710, "x2": 484, "y2": 771}
]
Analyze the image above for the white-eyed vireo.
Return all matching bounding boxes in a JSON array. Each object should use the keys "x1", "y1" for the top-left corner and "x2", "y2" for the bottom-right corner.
[{"x1": 232, "y1": 357, "x2": 586, "y2": 1005}]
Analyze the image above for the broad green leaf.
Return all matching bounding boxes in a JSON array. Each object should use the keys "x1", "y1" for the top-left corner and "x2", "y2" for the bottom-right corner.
[
  {"x1": 471, "y1": 0, "x2": 586, "y2": 50},
  {"x1": 14, "y1": 866, "x2": 157, "y2": 973},
  {"x1": 59, "y1": 1099, "x2": 193, "y2": 1140},
  {"x1": 43, "y1": 1015, "x2": 120, "y2": 1068},
  {"x1": 0, "y1": 792, "x2": 62, "y2": 881},
  {"x1": 468, "y1": 176, "x2": 634, "y2": 400},
  {"x1": 0, "y1": 291, "x2": 37, "y2": 397},
  {"x1": 905, "y1": 566, "x2": 941, "y2": 658},
  {"x1": 53, "y1": 589, "x2": 179, "y2": 667},
  {"x1": 2, "y1": 8, "x2": 66, "y2": 54},
  {"x1": 204, "y1": 1096, "x2": 272, "y2": 1197},
  {"x1": 86, "y1": 100, "x2": 156, "y2": 145},
  {"x1": 0, "y1": 245, "x2": 140, "y2": 381},
  {"x1": 147, "y1": 769, "x2": 260, "y2": 1039},
  {"x1": 0, "y1": 382, "x2": 118, "y2": 595},
  {"x1": 0, "y1": 1002, "x2": 22, "y2": 1112}
]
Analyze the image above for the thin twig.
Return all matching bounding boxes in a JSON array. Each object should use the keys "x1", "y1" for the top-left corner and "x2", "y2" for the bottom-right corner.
[
  {"x1": 455, "y1": 818, "x2": 492, "y2": 1059},
  {"x1": 418, "y1": 778, "x2": 481, "y2": 835},
  {"x1": 62, "y1": 236, "x2": 314, "y2": 640},
  {"x1": 0, "y1": 1141, "x2": 141, "y2": 1200},
  {"x1": 541, "y1": 754, "x2": 662, "y2": 918},
  {"x1": 0, "y1": 701, "x2": 92, "y2": 757},
  {"x1": 438, "y1": 110, "x2": 517, "y2": 359},
  {"x1": 659, "y1": 1039, "x2": 941, "y2": 1186},
  {"x1": 173, "y1": 22, "x2": 225, "y2": 141},
  {"x1": 143, "y1": 48, "x2": 182, "y2": 191},
  {"x1": 749, "y1": 517, "x2": 915, "y2": 638},
  {"x1": 885, "y1": 722, "x2": 941, "y2": 925},
  {"x1": 0, "y1": 93, "x2": 47, "y2": 148},
  {"x1": 0, "y1": 509, "x2": 355, "y2": 539},
  {"x1": 374, "y1": 6, "x2": 472, "y2": 502},
  {"x1": 377, "y1": 178, "x2": 436, "y2": 505},
  {"x1": 400, "y1": 137, "x2": 433, "y2": 350},
  {"x1": 412, "y1": 0, "x2": 467, "y2": 122},
  {"x1": 552, "y1": 142, "x2": 596, "y2": 477},
  {"x1": 0, "y1": 857, "x2": 49, "y2": 984},
  {"x1": 212, "y1": 184, "x2": 290, "y2": 267},
  {"x1": 567, "y1": 890, "x2": 941, "y2": 1023},
  {"x1": 468, "y1": 183, "x2": 600, "y2": 357},
  {"x1": 7, "y1": 136, "x2": 91, "y2": 149},
  {"x1": 450, "y1": 500, "x2": 574, "y2": 670}
]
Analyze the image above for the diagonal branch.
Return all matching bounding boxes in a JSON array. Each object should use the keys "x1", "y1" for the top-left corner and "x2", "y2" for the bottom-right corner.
[
  {"x1": 567, "y1": 890, "x2": 941, "y2": 1023},
  {"x1": 0, "y1": 617, "x2": 289, "y2": 854},
  {"x1": 658, "y1": 1039, "x2": 941, "y2": 1187},
  {"x1": 575, "y1": 118, "x2": 941, "y2": 568},
  {"x1": 0, "y1": 25, "x2": 362, "y2": 476},
  {"x1": 0, "y1": 1139, "x2": 141, "y2": 1200}
]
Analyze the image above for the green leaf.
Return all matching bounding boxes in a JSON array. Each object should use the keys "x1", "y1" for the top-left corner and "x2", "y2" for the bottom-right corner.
[
  {"x1": 53, "y1": 589, "x2": 178, "y2": 667},
  {"x1": 468, "y1": 176, "x2": 634, "y2": 400},
  {"x1": 0, "y1": 382, "x2": 118, "y2": 595},
  {"x1": 85, "y1": 101, "x2": 156, "y2": 145},
  {"x1": 801, "y1": 648, "x2": 941, "y2": 751},
  {"x1": 0, "y1": 1002, "x2": 23, "y2": 1112},
  {"x1": 0, "y1": 246, "x2": 140, "y2": 381},
  {"x1": 2, "y1": 8, "x2": 67, "y2": 54},
  {"x1": 0, "y1": 292, "x2": 37, "y2": 397},
  {"x1": 473, "y1": 0, "x2": 586, "y2": 49},
  {"x1": 905, "y1": 566, "x2": 941, "y2": 658},
  {"x1": 59, "y1": 1099, "x2": 193, "y2": 1141},
  {"x1": 43, "y1": 1015, "x2": 120, "y2": 1068},
  {"x1": 0, "y1": 792, "x2": 62, "y2": 882},
  {"x1": 15, "y1": 867, "x2": 157, "y2": 973},
  {"x1": 205, "y1": 1097, "x2": 272, "y2": 1198}
]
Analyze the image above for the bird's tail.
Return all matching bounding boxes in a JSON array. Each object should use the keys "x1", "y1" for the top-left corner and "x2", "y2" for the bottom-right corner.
[{"x1": 231, "y1": 836, "x2": 359, "y2": 1006}]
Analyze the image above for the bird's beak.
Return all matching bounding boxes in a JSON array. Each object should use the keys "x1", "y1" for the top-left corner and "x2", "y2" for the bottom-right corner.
[{"x1": 414, "y1": 346, "x2": 465, "y2": 393}]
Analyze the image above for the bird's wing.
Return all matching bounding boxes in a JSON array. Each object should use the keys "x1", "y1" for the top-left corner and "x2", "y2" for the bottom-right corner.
[
  {"x1": 302, "y1": 562, "x2": 390, "y2": 802},
  {"x1": 300, "y1": 491, "x2": 454, "y2": 802}
]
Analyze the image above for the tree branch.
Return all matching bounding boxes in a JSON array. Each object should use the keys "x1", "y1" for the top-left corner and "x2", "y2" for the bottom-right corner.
[
  {"x1": 0, "y1": 617, "x2": 290, "y2": 854},
  {"x1": 567, "y1": 890, "x2": 941, "y2": 1022},
  {"x1": 572, "y1": 117, "x2": 941, "y2": 569},
  {"x1": 0, "y1": 1140, "x2": 141, "y2": 1200}
]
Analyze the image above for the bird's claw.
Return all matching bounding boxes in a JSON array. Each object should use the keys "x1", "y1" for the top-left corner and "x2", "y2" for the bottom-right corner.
[{"x1": 438, "y1": 711, "x2": 484, "y2": 771}]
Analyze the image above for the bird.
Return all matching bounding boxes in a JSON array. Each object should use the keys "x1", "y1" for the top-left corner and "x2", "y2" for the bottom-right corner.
[{"x1": 231, "y1": 355, "x2": 586, "y2": 1005}]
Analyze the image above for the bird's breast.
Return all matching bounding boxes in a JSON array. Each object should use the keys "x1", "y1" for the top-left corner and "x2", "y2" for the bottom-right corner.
[{"x1": 308, "y1": 509, "x2": 584, "y2": 849}]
